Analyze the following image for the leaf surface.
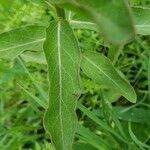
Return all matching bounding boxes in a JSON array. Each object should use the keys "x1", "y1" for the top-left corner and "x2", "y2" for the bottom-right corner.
[
  {"x1": 133, "y1": 7, "x2": 150, "y2": 35},
  {"x1": 69, "y1": 6, "x2": 150, "y2": 36},
  {"x1": 43, "y1": 20, "x2": 81, "y2": 150},
  {"x1": 0, "y1": 25, "x2": 45, "y2": 59},
  {"x1": 52, "y1": 0, "x2": 135, "y2": 44},
  {"x1": 81, "y1": 51, "x2": 136, "y2": 103}
]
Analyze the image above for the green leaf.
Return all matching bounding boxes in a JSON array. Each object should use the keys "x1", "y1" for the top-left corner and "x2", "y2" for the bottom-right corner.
[
  {"x1": 0, "y1": 25, "x2": 45, "y2": 59},
  {"x1": 133, "y1": 7, "x2": 150, "y2": 35},
  {"x1": 68, "y1": 6, "x2": 150, "y2": 35},
  {"x1": 77, "y1": 125, "x2": 110, "y2": 150},
  {"x1": 53, "y1": 0, "x2": 135, "y2": 44},
  {"x1": 81, "y1": 51, "x2": 137, "y2": 103},
  {"x1": 21, "y1": 51, "x2": 46, "y2": 64},
  {"x1": 74, "y1": 143, "x2": 97, "y2": 150},
  {"x1": 70, "y1": 19, "x2": 98, "y2": 32},
  {"x1": 67, "y1": 11, "x2": 98, "y2": 31},
  {"x1": 43, "y1": 20, "x2": 81, "y2": 150},
  {"x1": 149, "y1": 51, "x2": 150, "y2": 100},
  {"x1": 128, "y1": 121, "x2": 150, "y2": 149},
  {"x1": 78, "y1": 103, "x2": 127, "y2": 144},
  {"x1": 114, "y1": 107, "x2": 150, "y2": 124},
  {"x1": 103, "y1": 89, "x2": 121, "y2": 103},
  {"x1": 94, "y1": 106, "x2": 150, "y2": 124},
  {"x1": 107, "y1": 45, "x2": 123, "y2": 64}
]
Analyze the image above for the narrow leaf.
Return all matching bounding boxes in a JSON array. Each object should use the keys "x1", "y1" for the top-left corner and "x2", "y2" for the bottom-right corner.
[
  {"x1": 43, "y1": 20, "x2": 81, "y2": 150},
  {"x1": 0, "y1": 25, "x2": 45, "y2": 59},
  {"x1": 77, "y1": 125, "x2": 111, "y2": 150},
  {"x1": 81, "y1": 51, "x2": 137, "y2": 103},
  {"x1": 128, "y1": 121, "x2": 150, "y2": 149},
  {"x1": 78, "y1": 103, "x2": 127, "y2": 144},
  {"x1": 74, "y1": 143, "x2": 97, "y2": 150}
]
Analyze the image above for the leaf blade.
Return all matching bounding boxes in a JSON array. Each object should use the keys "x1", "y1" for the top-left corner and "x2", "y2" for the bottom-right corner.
[
  {"x1": 133, "y1": 7, "x2": 150, "y2": 35},
  {"x1": 53, "y1": 0, "x2": 135, "y2": 44},
  {"x1": 0, "y1": 25, "x2": 45, "y2": 59},
  {"x1": 43, "y1": 20, "x2": 81, "y2": 150},
  {"x1": 81, "y1": 51, "x2": 136, "y2": 103}
]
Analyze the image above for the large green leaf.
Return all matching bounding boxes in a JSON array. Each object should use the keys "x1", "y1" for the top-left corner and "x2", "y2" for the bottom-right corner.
[
  {"x1": 52, "y1": 0, "x2": 135, "y2": 44},
  {"x1": 0, "y1": 25, "x2": 45, "y2": 59},
  {"x1": 43, "y1": 20, "x2": 81, "y2": 150},
  {"x1": 68, "y1": 11, "x2": 98, "y2": 31},
  {"x1": 81, "y1": 51, "x2": 136, "y2": 103},
  {"x1": 133, "y1": 7, "x2": 150, "y2": 35},
  {"x1": 69, "y1": 6, "x2": 150, "y2": 35}
]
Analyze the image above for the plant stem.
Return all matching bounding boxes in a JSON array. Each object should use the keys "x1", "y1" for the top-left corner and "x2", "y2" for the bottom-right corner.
[{"x1": 55, "y1": 5, "x2": 65, "y2": 19}]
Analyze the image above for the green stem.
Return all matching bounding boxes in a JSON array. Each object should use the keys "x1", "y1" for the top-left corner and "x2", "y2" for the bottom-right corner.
[
  {"x1": 108, "y1": 45, "x2": 124, "y2": 65},
  {"x1": 148, "y1": 50, "x2": 150, "y2": 100},
  {"x1": 55, "y1": 5, "x2": 65, "y2": 19}
]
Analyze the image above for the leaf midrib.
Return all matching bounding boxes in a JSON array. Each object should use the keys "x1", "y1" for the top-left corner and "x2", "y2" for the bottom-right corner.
[
  {"x1": 70, "y1": 20, "x2": 95, "y2": 26},
  {"x1": 83, "y1": 55, "x2": 130, "y2": 99},
  {"x1": 0, "y1": 38, "x2": 45, "y2": 52},
  {"x1": 57, "y1": 21, "x2": 65, "y2": 147},
  {"x1": 70, "y1": 20, "x2": 150, "y2": 30}
]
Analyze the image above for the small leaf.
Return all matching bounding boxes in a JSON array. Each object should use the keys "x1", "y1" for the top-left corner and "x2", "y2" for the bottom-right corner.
[
  {"x1": 81, "y1": 51, "x2": 137, "y2": 103},
  {"x1": 52, "y1": 0, "x2": 135, "y2": 44},
  {"x1": 43, "y1": 20, "x2": 81, "y2": 150},
  {"x1": 0, "y1": 25, "x2": 45, "y2": 59}
]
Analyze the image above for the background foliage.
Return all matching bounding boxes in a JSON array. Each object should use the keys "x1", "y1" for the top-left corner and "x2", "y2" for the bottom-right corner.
[{"x1": 0, "y1": 0, "x2": 149, "y2": 149}]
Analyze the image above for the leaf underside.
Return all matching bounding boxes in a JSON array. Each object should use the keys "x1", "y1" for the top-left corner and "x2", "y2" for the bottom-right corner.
[{"x1": 43, "y1": 20, "x2": 81, "y2": 150}]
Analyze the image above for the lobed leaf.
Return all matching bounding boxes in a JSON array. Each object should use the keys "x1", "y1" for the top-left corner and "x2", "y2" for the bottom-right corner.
[
  {"x1": 81, "y1": 51, "x2": 137, "y2": 103},
  {"x1": 43, "y1": 20, "x2": 81, "y2": 150}
]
